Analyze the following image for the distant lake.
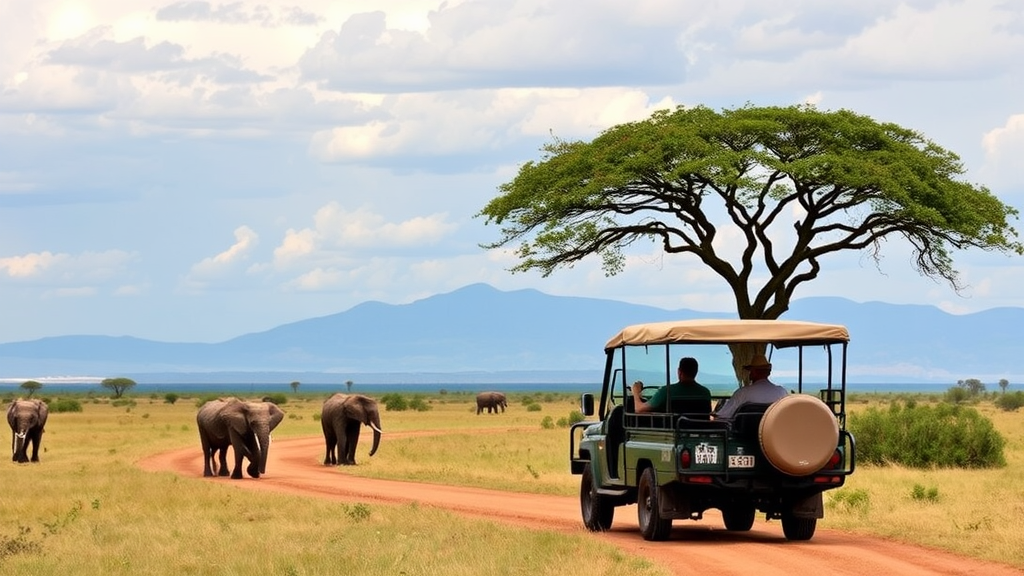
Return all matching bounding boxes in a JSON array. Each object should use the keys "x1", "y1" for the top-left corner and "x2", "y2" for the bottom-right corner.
[{"x1": 1, "y1": 381, "x2": 955, "y2": 396}]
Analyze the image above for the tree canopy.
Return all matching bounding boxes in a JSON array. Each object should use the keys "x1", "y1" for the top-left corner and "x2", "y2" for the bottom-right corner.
[
  {"x1": 101, "y1": 377, "x2": 137, "y2": 398},
  {"x1": 479, "y1": 104, "x2": 1022, "y2": 320},
  {"x1": 20, "y1": 380, "x2": 42, "y2": 397}
]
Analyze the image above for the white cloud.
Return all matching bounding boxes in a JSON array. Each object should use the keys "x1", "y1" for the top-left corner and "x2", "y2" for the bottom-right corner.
[
  {"x1": 0, "y1": 249, "x2": 135, "y2": 284},
  {"x1": 980, "y1": 114, "x2": 1024, "y2": 189},
  {"x1": 183, "y1": 226, "x2": 259, "y2": 288}
]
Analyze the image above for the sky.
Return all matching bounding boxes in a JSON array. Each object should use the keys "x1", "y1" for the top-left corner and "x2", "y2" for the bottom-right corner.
[{"x1": 1, "y1": 0, "x2": 1023, "y2": 344}]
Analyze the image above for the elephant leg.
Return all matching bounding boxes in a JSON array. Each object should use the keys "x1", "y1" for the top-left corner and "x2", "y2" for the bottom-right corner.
[
  {"x1": 344, "y1": 420, "x2": 361, "y2": 465},
  {"x1": 200, "y1": 436, "x2": 216, "y2": 477},
  {"x1": 323, "y1": 422, "x2": 337, "y2": 465},
  {"x1": 29, "y1": 431, "x2": 41, "y2": 462},
  {"x1": 337, "y1": 420, "x2": 354, "y2": 463},
  {"x1": 228, "y1": 430, "x2": 251, "y2": 479},
  {"x1": 243, "y1": 432, "x2": 261, "y2": 478},
  {"x1": 217, "y1": 447, "x2": 230, "y2": 476}
]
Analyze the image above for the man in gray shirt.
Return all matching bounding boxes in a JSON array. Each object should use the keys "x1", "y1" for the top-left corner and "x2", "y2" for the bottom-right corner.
[{"x1": 714, "y1": 353, "x2": 788, "y2": 420}]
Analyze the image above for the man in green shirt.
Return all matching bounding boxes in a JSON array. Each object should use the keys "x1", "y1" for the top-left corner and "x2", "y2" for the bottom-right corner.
[{"x1": 631, "y1": 357, "x2": 712, "y2": 414}]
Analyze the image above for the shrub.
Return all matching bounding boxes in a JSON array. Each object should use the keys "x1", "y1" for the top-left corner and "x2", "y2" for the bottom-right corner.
[
  {"x1": 849, "y1": 401, "x2": 1006, "y2": 468},
  {"x1": 828, "y1": 488, "x2": 870, "y2": 514},
  {"x1": 994, "y1": 391, "x2": 1024, "y2": 411},
  {"x1": 408, "y1": 395, "x2": 432, "y2": 412},
  {"x1": 911, "y1": 484, "x2": 940, "y2": 502},
  {"x1": 567, "y1": 410, "x2": 585, "y2": 425},
  {"x1": 944, "y1": 386, "x2": 971, "y2": 404},
  {"x1": 381, "y1": 393, "x2": 408, "y2": 411},
  {"x1": 164, "y1": 393, "x2": 179, "y2": 404},
  {"x1": 526, "y1": 403, "x2": 542, "y2": 412},
  {"x1": 540, "y1": 416, "x2": 554, "y2": 429},
  {"x1": 261, "y1": 394, "x2": 287, "y2": 405},
  {"x1": 49, "y1": 398, "x2": 83, "y2": 413}
]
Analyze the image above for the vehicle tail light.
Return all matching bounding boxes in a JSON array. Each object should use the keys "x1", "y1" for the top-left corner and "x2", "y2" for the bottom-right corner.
[
  {"x1": 827, "y1": 450, "x2": 842, "y2": 469},
  {"x1": 680, "y1": 448, "x2": 691, "y2": 469}
]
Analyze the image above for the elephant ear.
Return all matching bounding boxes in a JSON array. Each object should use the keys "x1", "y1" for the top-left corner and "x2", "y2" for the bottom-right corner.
[
  {"x1": 267, "y1": 403, "x2": 285, "y2": 431},
  {"x1": 222, "y1": 401, "x2": 251, "y2": 433},
  {"x1": 35, "y1": 401, "x2": 48, "y2": 428}
]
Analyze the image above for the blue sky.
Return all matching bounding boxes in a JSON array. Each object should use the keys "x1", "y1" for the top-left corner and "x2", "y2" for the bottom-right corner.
[{"x1": 1, "y1": 0, "x2": 1022, "y2": 344}]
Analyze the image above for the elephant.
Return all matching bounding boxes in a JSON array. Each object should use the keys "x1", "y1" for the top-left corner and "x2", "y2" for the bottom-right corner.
[
  {"x1": 197, "y1": 397, "x2": 284, "y2": 479},
  {"x1": 321, "y1": 393, "x2": 382, "y2": 466},
  {"x1": 476, "y1": 391, "x2": 507, "y2": 415},
  {"x1": 7, "y1": 399, "x2": 48, "y2": 463}
]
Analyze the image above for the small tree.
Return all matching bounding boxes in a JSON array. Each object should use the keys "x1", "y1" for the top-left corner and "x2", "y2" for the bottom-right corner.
[
  {"x1": 290, "y1": 381, "x2": 301, "y2": 393},
  {"x1": 345, "y1": 380, "x2": 354, "y2": 393},
  {"x1": 999, "y1": 378, "x2": 1009, "y2": 394},
  {"x1": 20, "y1": 380, "x2": 42, "y2": 398},
  {"x1": 958, "y1": 378, "x2": 986, "y2": 396},
  {"x1": 101, "y1": 377, "x2": 137, "y2": 398}
]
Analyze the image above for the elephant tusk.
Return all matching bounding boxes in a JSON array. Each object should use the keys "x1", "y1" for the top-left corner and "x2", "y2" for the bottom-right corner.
[
  {"x1": 369, "y1": 422, "x2": 383, "y2": 434},
  {"x1": 15, "y1": 431, "x2": 26, "y2": 439}
]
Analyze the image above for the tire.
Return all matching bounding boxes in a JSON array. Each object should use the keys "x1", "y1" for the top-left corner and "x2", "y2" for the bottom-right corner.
[
  {"x1": 759, "y1": 394, "x2": 839, "y2": 476},
  {"x1": 637, "y1": 467, "x2": 672, "y2": 541},
  {"x1": 580, "y1": 463, "x2": 615, "y2": 531},
  {"x1": 781, "y1": 514, "x2": 817, "y2": 540},
  {"x1": 722, "y1": 504, "x2": 756, "y2": 531}
]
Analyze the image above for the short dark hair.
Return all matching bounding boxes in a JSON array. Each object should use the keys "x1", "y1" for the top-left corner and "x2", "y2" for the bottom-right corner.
[{"x1": 678, "y1": 357, "x2": 698, "y2": 377}]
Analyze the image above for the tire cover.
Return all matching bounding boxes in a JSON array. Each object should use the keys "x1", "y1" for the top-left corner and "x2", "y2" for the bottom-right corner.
[{"x1": 759, "y1": 394, "x2": 839, "y2": 476}]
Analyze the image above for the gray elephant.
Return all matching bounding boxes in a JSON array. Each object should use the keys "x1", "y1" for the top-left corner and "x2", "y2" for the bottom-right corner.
[
  {"x1": 476, "y1": 391, "x2": 508, "y2": 415},
  {"x1": 7, "y1": 399, "x2": 48, "y2": 463},
  {"x1": 321, "y1": 393, "x2": 382, "y2": 466},
  {"x1": 197, "y1": 397, "x2": 284, "y2": 479}
]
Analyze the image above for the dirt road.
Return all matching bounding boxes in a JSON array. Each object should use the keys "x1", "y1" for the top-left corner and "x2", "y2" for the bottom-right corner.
[{"x1": 139, "y1": 434, "x2": 1021, "y2": 576}]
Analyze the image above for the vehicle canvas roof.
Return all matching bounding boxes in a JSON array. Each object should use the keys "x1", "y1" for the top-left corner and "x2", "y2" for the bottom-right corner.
[{"x1": 604, "y1": 319, "x2": 850, "y2": 350}]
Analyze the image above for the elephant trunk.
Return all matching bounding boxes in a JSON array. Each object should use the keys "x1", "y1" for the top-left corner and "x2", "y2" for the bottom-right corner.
[
  {"x1": 13, "y1": 430, "x2": 27, "y2": 461},
  {"x1": 254, "y1": 424, "x2": 272, "y2": 474},
  {"x1": 368, "y1": 418, "x2": 382, "y2": 457}
]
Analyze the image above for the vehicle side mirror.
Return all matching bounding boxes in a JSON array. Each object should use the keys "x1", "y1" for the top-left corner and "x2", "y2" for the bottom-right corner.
[{"x1": 580, "y1": 393, "x2": 595, "y2": 416}]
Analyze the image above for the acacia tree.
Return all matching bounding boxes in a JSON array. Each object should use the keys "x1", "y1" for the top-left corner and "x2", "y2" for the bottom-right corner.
[
  {"x1": 20, "y1": 380, "x2": 42, "y2": 398},
  {"x1": 101, "y1": 377, "x2": 136, "y2": 398},
  {"x1": 480, "y1": 105, "x2": 1022, "y2": 325}
]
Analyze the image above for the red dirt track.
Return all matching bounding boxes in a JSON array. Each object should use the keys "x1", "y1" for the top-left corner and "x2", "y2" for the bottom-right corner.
[{"x1": 139, "y1": 434, "x2": 1020, "y2": 576}]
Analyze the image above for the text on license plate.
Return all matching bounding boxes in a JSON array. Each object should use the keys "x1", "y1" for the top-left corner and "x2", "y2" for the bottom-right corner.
[{"x1": 728, "y1": 455, "x2": 755, "y2": 468}]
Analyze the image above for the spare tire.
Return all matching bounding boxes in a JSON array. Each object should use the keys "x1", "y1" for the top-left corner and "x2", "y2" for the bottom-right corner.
[{"x1": 758, "y1": 394, "x2": 839, "y2": 476}]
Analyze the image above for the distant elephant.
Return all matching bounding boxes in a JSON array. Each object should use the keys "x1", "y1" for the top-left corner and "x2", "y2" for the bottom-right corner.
[
  {"x1": 7, "y1": 399, "x2": 48, "y2": 463},
  {"x1": 321, "y1": 393, "x2": 382, "y2": 466},
  {"x1": 476, "y1": 391, "x2": 507, "y2": 415},
  {"x1": 197, "y1": 397, "x2": 284, "y2": 479}
]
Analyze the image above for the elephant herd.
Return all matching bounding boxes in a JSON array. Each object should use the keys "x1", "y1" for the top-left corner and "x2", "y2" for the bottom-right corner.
[
  {"x1": 196, "y1": 393, "x2": 383, "y2": 480},
  {"x1": 10, "y1": 389, "x2": 503, "y2": 475}
]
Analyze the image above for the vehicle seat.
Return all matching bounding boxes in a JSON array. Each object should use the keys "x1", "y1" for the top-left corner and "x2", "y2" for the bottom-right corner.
[
  {"x1": 730, "y1": 403, "x2": 772, "y2": 439},
  {"x1": 670, "y1": 397, "x2": 712, "y2": 421}
]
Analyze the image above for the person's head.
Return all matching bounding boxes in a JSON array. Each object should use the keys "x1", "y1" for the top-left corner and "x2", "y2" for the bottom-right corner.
[
  {"x1": 678, "y1": 357, "x2": 699, "y2": 380},
  {"x1": 744, "y1": 354, "x2": 772, "y2": 380}
]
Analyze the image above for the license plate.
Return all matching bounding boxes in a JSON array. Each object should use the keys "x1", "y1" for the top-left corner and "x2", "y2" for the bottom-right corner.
[{"x1": 728, "y1": 455, "x2": 755, "y2": 468}]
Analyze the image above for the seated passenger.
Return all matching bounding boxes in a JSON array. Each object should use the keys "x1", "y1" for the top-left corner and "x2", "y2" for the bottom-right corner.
[
  {"x1": 713, "y1": 353, "x2": 788, "y2": 421},
  {"x1": 631, "y1": 357, "x2": 711, "y2": 414}
]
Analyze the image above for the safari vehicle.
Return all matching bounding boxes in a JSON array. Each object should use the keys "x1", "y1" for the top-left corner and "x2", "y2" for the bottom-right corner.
[{"x1": 570, "y1": 319, "x2": 855, "y2": 541}]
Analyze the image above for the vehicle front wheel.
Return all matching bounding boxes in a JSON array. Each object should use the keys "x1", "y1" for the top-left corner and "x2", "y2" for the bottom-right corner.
[
  {"x1": 722, "y1": 504, "x2": 756, "y2": 531},
  {"x1": 637, "y1": 467, "x2": 671, "y2": 541},
  {"x1": 580, "y1": 462, "x2": 614, "y2": 531},
  {"x1": 781, "y1": 514, "x2": 816, "y2": 540}
]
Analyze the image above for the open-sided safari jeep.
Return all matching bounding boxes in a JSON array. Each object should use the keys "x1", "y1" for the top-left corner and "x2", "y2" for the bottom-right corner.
[{"x1": 570, "y1": 319, "x2": 856, "y2": 541}]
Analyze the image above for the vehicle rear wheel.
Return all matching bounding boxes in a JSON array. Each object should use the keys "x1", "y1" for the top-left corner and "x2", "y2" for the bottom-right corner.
[
  {"x1": 722, "y1": 504, "x2": 756, "y2": 531},
  {"x1": 580, "y1": 462, "x2": 614, "y2": 531},
  {"x1": 781, "y1": 514, "x2": 817, "y2": 540},
  {"x1": 637, "y1": 467, "x2": 672, "y2": 541}
]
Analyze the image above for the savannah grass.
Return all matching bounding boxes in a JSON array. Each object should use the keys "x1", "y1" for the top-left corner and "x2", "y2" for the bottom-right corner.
[
  {"x1": 0, "y1": 393, "x2": 666, "y2": 576},
  {"x1": 2, "y1": 391, "x2": 1023, "y2": 573}
]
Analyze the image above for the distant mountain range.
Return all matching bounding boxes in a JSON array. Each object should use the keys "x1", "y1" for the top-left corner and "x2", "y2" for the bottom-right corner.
[{"x1": 0, "y1": 283, "x2": 1020, "y2": 385}]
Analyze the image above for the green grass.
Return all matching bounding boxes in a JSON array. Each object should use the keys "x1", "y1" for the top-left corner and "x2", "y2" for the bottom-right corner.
[{"x1": 2, "y1": 391, "x2": 1023, "y2": 573}]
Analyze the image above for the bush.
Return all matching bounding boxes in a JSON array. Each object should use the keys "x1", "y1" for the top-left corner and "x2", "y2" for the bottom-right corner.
[
  {"x1": 994, "y1": 391, "x2": 1024, "y2": 411},
  {"x1": 526, "y1": 403, "x2": 542, "y2": 412},
  {"x1": 261, "y1": 394, "x2": 287, "y2": 405},
  {"x1": 381, "y1": 393, "x2": 408, "y2": 411},
  {"x1": 540, "y1": 416, "x2": 554, "y2": 429},
  {"x1": 408, "y1": 395, "x2": 432, "y2": 412},
  {"x1": 49, "y1": 398, "x2": 83, "y2": 413},
  {"x1": 164, "y1": 393, "x2": 179, "y2": 404},
  {"x1": 849, "y1": 401, "x2": 1005, "y2": 468}
]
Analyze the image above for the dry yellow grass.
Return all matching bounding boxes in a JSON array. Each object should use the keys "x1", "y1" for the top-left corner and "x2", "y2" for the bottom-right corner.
[{"x1": 1, "y1": 391, "x2": 1022, "y2": 573}]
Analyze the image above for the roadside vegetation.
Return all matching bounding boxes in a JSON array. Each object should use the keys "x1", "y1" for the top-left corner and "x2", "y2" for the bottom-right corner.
[{"x1": 1, "y1": 389, "x2": 1022, "y2": 573}]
